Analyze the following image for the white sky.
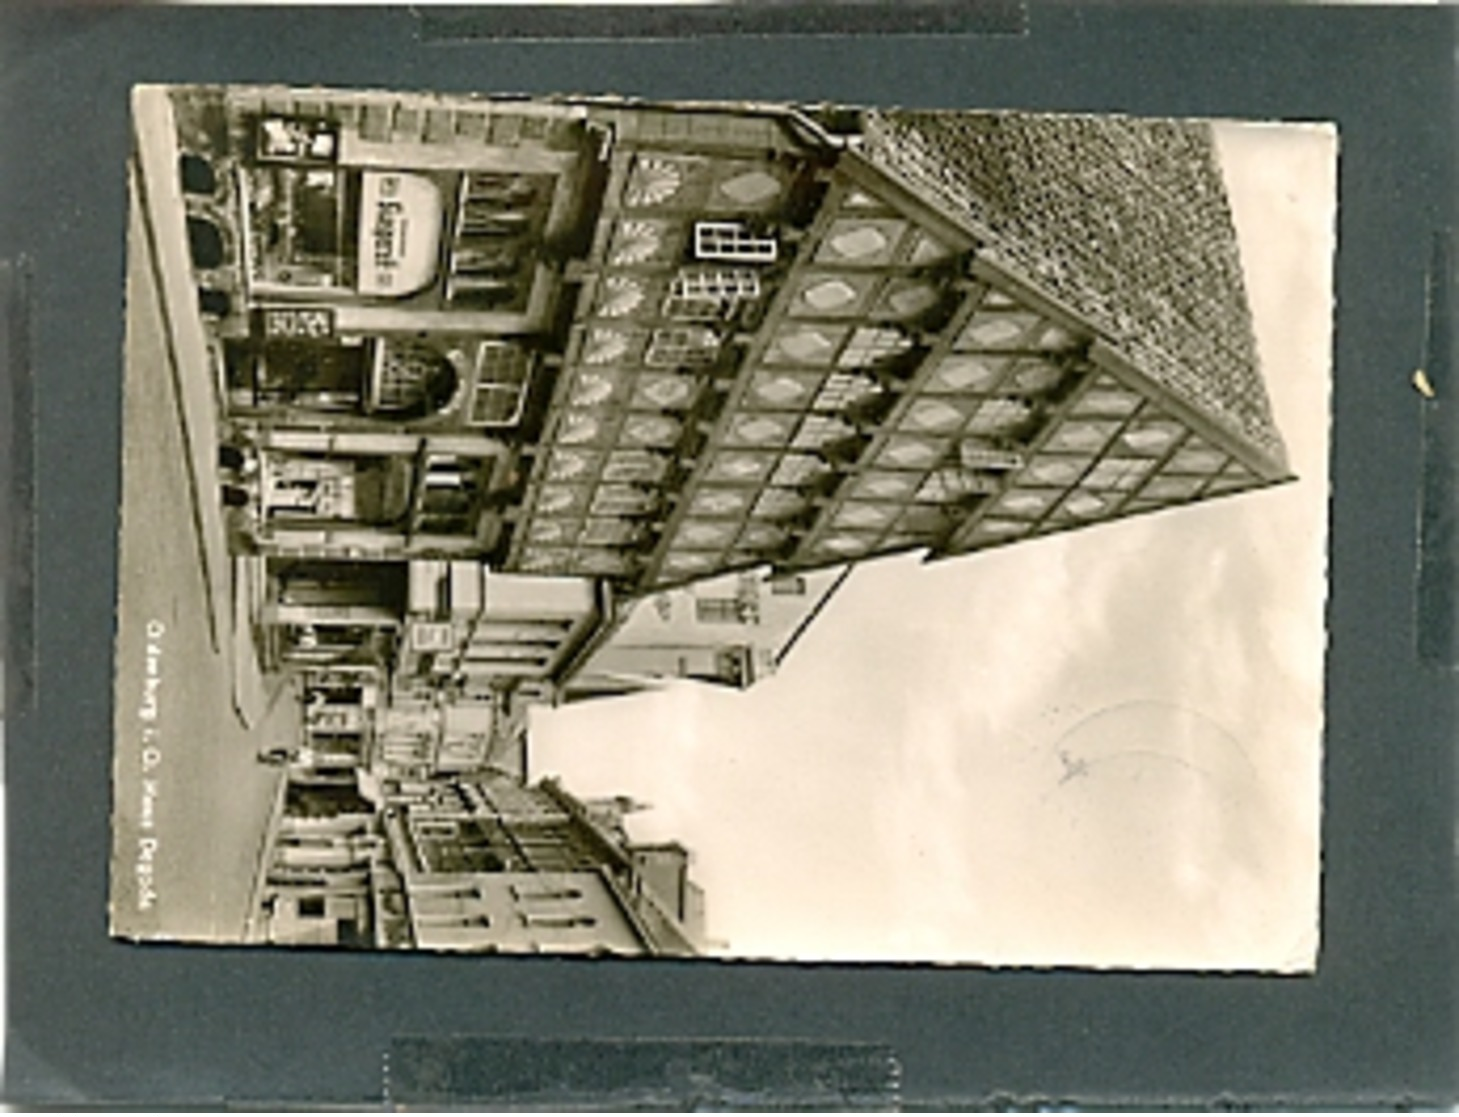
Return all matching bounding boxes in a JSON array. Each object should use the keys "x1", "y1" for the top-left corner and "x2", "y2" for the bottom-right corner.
[{"x1": 531, "y1": 120, "x2": 1336, "y2": 971}]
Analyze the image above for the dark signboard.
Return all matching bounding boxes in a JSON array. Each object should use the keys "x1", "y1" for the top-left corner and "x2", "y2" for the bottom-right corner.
[{"x1": 260, "y1": 305, "x2": 336, "y2": 341}]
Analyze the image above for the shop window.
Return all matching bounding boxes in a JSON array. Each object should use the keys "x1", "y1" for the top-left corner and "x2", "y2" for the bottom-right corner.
[
  {"x1": 252, "y1": 341, "x2": 369, "y2": 412},
  {"x1": 693, "y1": 221, "x2": 777, "y2": 263},
  {"x1": 415, "y1": 457, "x2": 483, "y2": 536},
  {"x1": 247, "y1": 167, "x2": 357, "y2": 289}
]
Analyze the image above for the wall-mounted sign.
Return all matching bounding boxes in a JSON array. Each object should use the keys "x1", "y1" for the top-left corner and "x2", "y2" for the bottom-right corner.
[
  {"x1": 358, "y1": 172, "x2": 444, "y2": 298},
  {"x1": 260, "y1": 306, "x2": 336, "y2": 341},
  {"x1": 256, "y1": 116, "x2": 339, "y2": 164}
]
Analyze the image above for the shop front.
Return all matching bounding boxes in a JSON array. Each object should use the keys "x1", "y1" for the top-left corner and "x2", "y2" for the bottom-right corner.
[
  {"x1": 250, "y1": 449, "x2": 499, "y2": 557},
  {"x1": 222, "y1": 127, "x2": 556, "y2": 429},
  {"x1": 264, "y1": 558, "x2": 407, "y2": 669}
]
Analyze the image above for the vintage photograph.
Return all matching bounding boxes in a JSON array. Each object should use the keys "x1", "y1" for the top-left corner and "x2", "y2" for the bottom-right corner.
[{"x1": 110, "y1": 84, "x2": 1332, "y2": 968}]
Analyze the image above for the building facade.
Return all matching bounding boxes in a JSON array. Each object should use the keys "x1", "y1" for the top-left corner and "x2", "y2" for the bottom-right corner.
[
  {"x1": 170, "y1": 86, "x2": 1288, "y2": 599},
  {"x1": 155, "y1": 85, "x2": 1292, "y2": 957},
  {"x1": 563, "y1": 564, "x2": 849, "y2": 698},
  {"x1": 377, "y1": 771, "x2": 703, "y2": 954}
]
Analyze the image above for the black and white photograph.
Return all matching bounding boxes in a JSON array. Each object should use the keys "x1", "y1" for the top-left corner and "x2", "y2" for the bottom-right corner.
[{"x1": 110, "y1": 83, "x2": 1333, "y2": 969}]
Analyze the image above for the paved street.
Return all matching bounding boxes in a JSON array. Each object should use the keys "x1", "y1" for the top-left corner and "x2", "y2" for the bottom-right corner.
[{"x1": 108, "y1": 165, "x2": 300, "y2": 943}]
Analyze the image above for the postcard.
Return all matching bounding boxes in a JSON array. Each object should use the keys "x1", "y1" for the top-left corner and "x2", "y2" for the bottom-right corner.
[{"x1": 110, "y1": 84, "x2": 1332, "y2": 969}]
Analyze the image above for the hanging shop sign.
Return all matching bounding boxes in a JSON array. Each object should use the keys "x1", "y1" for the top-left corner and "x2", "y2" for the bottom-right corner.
[{"x1": 358, "y1": 171, "x2": 444, "y2": 297}]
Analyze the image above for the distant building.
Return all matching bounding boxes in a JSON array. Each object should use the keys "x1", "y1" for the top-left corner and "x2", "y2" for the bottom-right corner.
[
  {"x1": 562, "y1": 564, "x2": 848, "y2": 698},
  {"x1": 376, "y1": 771, "x2": 704, "y2": 955}
]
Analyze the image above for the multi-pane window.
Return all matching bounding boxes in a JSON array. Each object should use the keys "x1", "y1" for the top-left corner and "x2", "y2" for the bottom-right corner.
[
  {"x1": 693, "y1": 221, "x2": 778, "y2": 263},
  {"x1": 791, "y1": 414, "x2": 855, "y2": 451},
  {"x1": 662, "y1": 267, "x2": 761, "y2": 320},
  {"x1": 957, "y1": 440, "x2": 1025, "y2": 472},
  {"x1": 602, "y1": 449, "x2": 671, "y2": 483},
  {"x1": 591, "y1": 484, "x2": 655, "y2": 517},
  {"x1": 812, "y1": 371, "x2": 879, "y2": 413},
  {"x1": 917, "y1": 467, "x2": 1001, "y2": 503},
  {"x1": 645, "y1": 326, "x2": 722, "y2": 368},
  {"x1": 838, "y1": 326, "x2": 912, "y2": 368},
  {"x1": 967, "y1": 397, "x2": 1034, "y2": 437},
  {"x1": 769, "y1": 574, "x2": 807, "y2": 596},
  {"x1": 771, "y1": 454, "x2": 823, "y2": 487},
  {"x1": 695, "y1": 597, "x2": 744, "y2": 624},
  {"x1": 1083, "y1": 457, "x2": 1153, "y2": 492},
  {"x1": 448, "y1": 172, "x2": 551, "y2": 311},
  {"x1": 468, "y1": 342, "x2": 531, "y2": 427}
]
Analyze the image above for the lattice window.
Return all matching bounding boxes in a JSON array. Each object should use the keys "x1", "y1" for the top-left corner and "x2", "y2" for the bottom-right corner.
[
  {"x1": 1083, "y1": 457, "x2": 1152, "y2": 492},
  {"x1": 812, "y1": 371, "x2": 878, "y2": 413},
  {"x1": 838, "y1": 326, "x2": 912, "y2": 368},
  {"x1": 468, "y1": 342, "x2": 531, "y2": 427},
  {"x1": 693, "y1": 221, "x2": 777, "y2": 263},
  {"x1": 591, "y1": 485, "x2": 654, "y2": 516},
  {"x1": 967, "y1": 397, "x2": 1034, "y2": 437},
  {"x1": 957, "y1": 440, "x2": 1025, "y2": 472},
  {"x1": 602, "y1": 449, "x2": 670, "y2": 483},
  {"x1": 791, "y1": 414, "x2": 855, "y2": 451},
  {"x1": 375, "y1": 342, "x2": 453, "y2": 413},
  {"x1": 662, "y1": 267, "x2": 761, "y2": 320},
  {"x1": 917, "y1": 467, "x2": 1001, "y2": 503},
  {"x1": 771, "y1": 454, "x2": 822, "y2": 486},
  {"x1": 645, "y1": 326, "x2": 722, "y2": 368}
]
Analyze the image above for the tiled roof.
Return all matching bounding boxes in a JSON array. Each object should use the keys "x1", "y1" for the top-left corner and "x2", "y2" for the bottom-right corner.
[{"x1": 857, "y1": 110, "x2": 1287, "y2": 469}]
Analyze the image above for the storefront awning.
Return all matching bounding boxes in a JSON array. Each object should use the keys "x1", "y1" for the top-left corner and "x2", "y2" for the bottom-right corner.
[{"x1": 358, "y1": 171, "x2": 443, "y2": 297}]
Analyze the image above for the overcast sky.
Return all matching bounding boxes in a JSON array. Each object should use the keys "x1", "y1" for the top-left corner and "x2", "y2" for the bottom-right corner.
[{"x1": 531, "y1": 120, "x2": 1336, "y2": 971}]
